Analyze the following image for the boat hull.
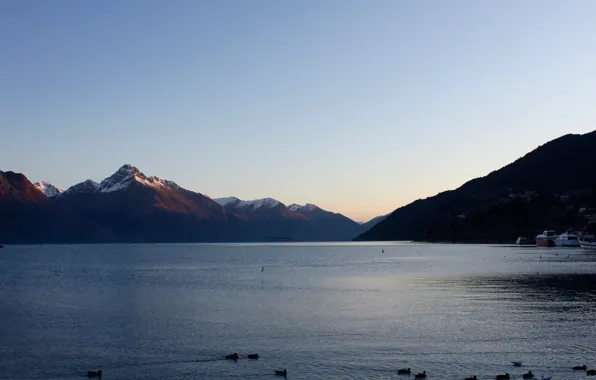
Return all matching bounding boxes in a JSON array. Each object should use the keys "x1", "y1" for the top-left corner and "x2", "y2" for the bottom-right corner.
[
  {"x1": 555, "y1": 239, "x2": 581, "y2": 247},
  {"x1": 536, "y1": 238, "x2": 556, "y2": 247},
  {"x1": 580, "y1": 241, "x2": 596, "y2": 249}
]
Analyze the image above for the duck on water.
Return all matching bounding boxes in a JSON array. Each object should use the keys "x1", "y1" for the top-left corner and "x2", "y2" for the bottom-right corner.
[
  {"x1": 87, "y1": 370, "x2": 102, "y2": 378},
  {"x1": 397, "y1": 368, "x2": 410, "y2": 375},
  {"x1": 275, "y1": 369, "x2": 287, "y2": 377},
  {"x1": 522, "y1": 371, "x2": 534, "y2": 379},
  {"x1": 225, "y1": 353, "x2": 239, "y2": 360}
]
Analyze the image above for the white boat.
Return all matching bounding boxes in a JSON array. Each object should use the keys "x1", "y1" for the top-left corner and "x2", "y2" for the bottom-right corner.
[
  {"x1": 516, "y1": 236, "x2": 529, "y2": 245},
  {"x1": 579, "y1": 232, "x2": 596, "y2": 249},
  {"x1": 536, "y1": 230, "x2": 559, "y2": 247},
  {"x1": 555, "y1": 231, "x2": 581, "y2": 247},
  {"x1": 579, "y1": 218, "x2": 596, "y2": 249}
]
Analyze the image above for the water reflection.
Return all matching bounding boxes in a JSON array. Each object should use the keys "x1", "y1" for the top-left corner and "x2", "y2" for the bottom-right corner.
[{"x1": 458, "y1": 273, "x2": 596, "y2": 302}]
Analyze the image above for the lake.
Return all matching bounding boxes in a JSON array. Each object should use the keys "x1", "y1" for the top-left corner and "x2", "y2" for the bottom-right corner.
[{"x1": 0, "y1": 243, "x2": 595, "y2": 380}]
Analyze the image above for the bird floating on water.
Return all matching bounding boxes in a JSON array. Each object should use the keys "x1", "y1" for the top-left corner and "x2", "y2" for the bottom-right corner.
[
  {"x1": 512, "y1": 361, "x2": 523, "y2": 367},
  {"x1": 87, "y1": 370, "x2": 102, "y2": 378},
  {"x1": 522, "y1": 370, "x2": 534, "y2": 379},
  {"x1": 275, "y1": 369, "x2": 287, "y2": 377},
  {"x1": 573, "y1": 365, "x2": 587, "y2": 371},
  {"x1": 397, "y1": 368, "x2": 410, "y2": 375}
]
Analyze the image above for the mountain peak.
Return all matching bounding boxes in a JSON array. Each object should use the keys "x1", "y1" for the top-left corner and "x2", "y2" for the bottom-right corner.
[
  {"x1": 119, "y1": 164, "x2": 141, "y2": 175},
  {"x1": 214, "y1": 196, "x2": 282, "y2": 210},
  {"x1": 214, "y1": 196, "x2": 240, "y2": 206},
  {"x1": 244, "y1": 198, "x2": 281, "y2": 209},
  {"x1": 63, "y1": 179, "x2": 99, "y2": 195},
  {"x1": 96, "y1": 165, "x2": 186, "y2": 194},
  {"x1": 33, "y1": 181, "x2": 63, "y2": 197},
  {"x1": 288, "y1": 203, "x2": 319, "y2": 212},
  {"x1": 97, "y1": 164, "x2": 147, "y2": 193}
]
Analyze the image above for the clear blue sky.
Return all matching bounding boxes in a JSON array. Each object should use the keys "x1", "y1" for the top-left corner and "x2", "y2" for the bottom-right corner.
[{"x1": 2, "y1": 0, "x2": 596, "y2": 221}]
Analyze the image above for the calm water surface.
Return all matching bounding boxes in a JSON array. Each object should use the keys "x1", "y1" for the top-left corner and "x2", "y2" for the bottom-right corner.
[{"x1": 1, "y1": 243, "x2": 595, "y2": 380}]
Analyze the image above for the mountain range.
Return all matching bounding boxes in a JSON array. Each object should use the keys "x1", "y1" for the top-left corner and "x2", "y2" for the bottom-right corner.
[
  {"x1": 356, "y1": 130, "x2": 596, "y2": 242},
  {"x1": 4, "y1": 130, "x2": 595, "y2": 244},
  {"x1": 0, "y1": 165, "x2": 382, "y2": 243}
]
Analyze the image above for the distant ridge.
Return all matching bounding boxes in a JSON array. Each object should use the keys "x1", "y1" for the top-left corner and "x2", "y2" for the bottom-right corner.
[
  {"x1": 359, "y1": 214, "x2": 388, "y2": 232},
  {"x1": 214, "y1": 196, "x2": 362, "y2": 241}
]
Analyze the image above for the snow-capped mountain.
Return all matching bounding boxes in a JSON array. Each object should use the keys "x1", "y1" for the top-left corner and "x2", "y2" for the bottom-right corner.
[
  {"x1": 214, "y1": 196, "x2": 281, "y2": 210},
  {"x1": 96, "y1": 164, "x2": 180, "y2": 193},
  {"x1": 62, "y1": 179, "x2": 99, "y2": 195},
  {"x1": 60, "y1": 165, "x2": 183, "y2": 197},
  {"x1": 213, "y1": 195, "x2": 363, "y2": 240},
  {"x1": 33, "y1": 181, "x2": 63, "y2": 197},
  {"x1": 64, "y1": 164, "x2": 222, "y2": 217},
  {"x1": 214, "y1": 196, "x2": 300, "y2": 224},
  {"x1": 288, "y1": 203, "x2": 319, "y2": 212}
]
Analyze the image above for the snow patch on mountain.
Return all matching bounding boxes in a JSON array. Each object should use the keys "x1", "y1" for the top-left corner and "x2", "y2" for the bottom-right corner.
[
  {"x1": 243, "y1": 198, "x2": 280, "y2": 210},
  {"x1": 214, "y1": 197, "x2": 240, "y2": 206},
  {"x1": 96, "y1": 164, "x2": 181, "y2": 194},
  {"x1": 97, "y1": 164, "x2": 139, "y2": 193},
  {"x1": 215, "y1": 197, "x2": 282, "y2": 210},
  {"x1": 288, "y1": 203, "x2": 319, "y2": 212},
  {"x1": 34, "y1": 181, "x2": 63, "y2": 197},
  {"x1": 148, "y1": 176, "x2": 180, "y2": 191}
]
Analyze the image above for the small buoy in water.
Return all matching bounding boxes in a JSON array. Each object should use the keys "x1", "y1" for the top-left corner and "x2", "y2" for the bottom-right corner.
[
  {"x1": 261, "y1": 266, "x2": 264, "y2": 272},
  {"x1": 87, "y1": 370, "x2": 102, "y2": 378},
  {"x1": 382, "y1": 249, "x2": 384, "y2": 253}
]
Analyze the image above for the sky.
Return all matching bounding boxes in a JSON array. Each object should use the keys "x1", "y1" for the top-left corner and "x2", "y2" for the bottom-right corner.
[{"x1": 2, "y1": 0, "x2": 596, "y2": 222}]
